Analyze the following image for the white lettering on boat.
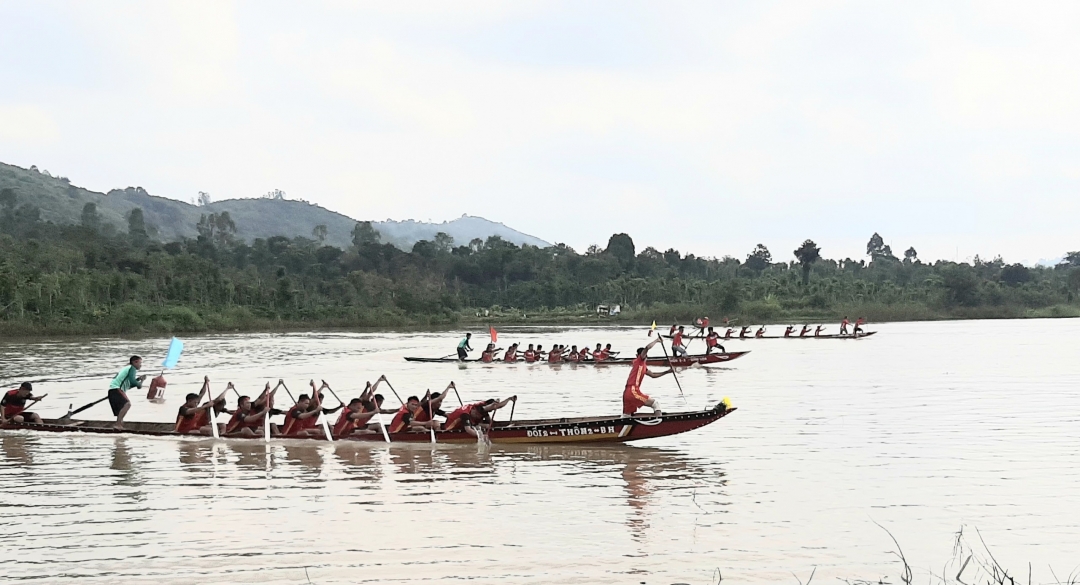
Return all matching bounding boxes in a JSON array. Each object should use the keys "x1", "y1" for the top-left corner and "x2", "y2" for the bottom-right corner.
[{"x1": 525, "y1": 425, "x2": 616, "y2": 438}]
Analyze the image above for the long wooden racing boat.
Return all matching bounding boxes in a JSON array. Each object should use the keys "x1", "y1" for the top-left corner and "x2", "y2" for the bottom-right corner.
[
  {"x1": 0, "y1": 403, "x2": 736, "y2": 445},
  {"x1": 664, "y1": 331, "x2": 876, "y2": 340},
  {"x1": 404, "y1": 351, "x2": 749, "y2": 366}
]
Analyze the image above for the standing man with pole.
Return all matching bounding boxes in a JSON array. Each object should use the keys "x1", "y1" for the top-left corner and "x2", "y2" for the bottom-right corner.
[
  {"x1": 623, "y1": 337, "x2": 672, "y2": 417},
  {"x1": 109, "y1": 356, "x2": 145, "y2": 430},
  {"x1": 456, "y1": 332, "x2": 473, "y2": 361}
]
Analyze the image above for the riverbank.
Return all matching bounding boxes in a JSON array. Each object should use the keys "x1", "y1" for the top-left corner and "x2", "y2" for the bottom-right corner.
[{"x1": 2, "y1": 300, "x2": 1077, "y2": 337}]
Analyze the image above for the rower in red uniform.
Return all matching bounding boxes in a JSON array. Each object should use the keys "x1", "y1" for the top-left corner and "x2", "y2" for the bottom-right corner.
[
  {"x1": 724, "y1": 327, "x2": 734, "y2": 339},
  {"x1": 815, "y1": 325, "x2": 825, "y2": 336},
  {"x1": 704, "y1": 327, "x2": 725, "y2": 355},
  {"x1": 503, "y1": 343, "x2": 519, "y2": 362},
  {"x1": 800, "y1": 324, "x2": 811, "y2": 337},
  {"x1": 853, "y1": 317, "x2": 866, "y2": 337},
  {"x1": 671, "y1": 326, "x2": 689, "y2": 357},
  {"x1": 534, "y1": 345, "x2": 546, "y2": 362},
  {"x1": 567, "y1": 345, "x2": 581, "y2": 362},
  {"x1": 623, "y1": 337, "x2": 672, "y2": 416},
  {"x1": 523, "y1": 344, "x2": 537, "y2": 363},
  {"x1": 1, "y1": 382, "x2": 44, "y2": 424},
  {"x1": 784, "y1": 325, "x2": 795, "y2": 337},
  {"x1": 480, "y1": 343, "x2": 498, "y2": 363},
  {"x1": 548, "y1": 346, "x2": 562, "y2": 363},
  {"x1": 413, "y1": 383, "x2": 454, "y2": 429},
  {"x1": 388, "y1": 396, "x2": 424, "y2": 433},
  {"x1": 591, "y1": 343, "x2": 606, "y2": 361},
  {"x1": 225, "y1": 394, "x2": 272, "y2": 437},
  {"x1": 755, "y1": 326, "x2": 766, "y2": 338},
  {"x1": 281, "y1": 392, "x2": 323, "y2": 437},
  {"x1": 840, "y1": 316, "x2": 850, "y2": 335},
  {"x1": 739, "y1": 326, "x2": 751, "y2": 339},
  {"x1": 443, "y1": 396, "x2": 515, "y2": 436},
  {"x1": 332, "y1": 398, "x2": 381, "y2": 438},
  {"x1": 175, "y1": 378, "x2": 228, "y2": 435},
  {"x1": 603, "y1": 343, "x2": 618, "y2": 358},
  {"x1": 580, "y1": 345, "x2": 592, "y2": 361},
  {"x1": 668, "y1": 323, "x2": 678, "y2": 337}
]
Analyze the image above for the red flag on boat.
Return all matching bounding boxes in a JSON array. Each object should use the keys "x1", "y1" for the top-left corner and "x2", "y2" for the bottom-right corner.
[{"x1": 489, "y1": 326, "x2": 497, "y2": 342}]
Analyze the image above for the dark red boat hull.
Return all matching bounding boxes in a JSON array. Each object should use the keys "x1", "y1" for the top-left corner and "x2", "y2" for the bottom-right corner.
[{"x1": 1, "y1": 405, "x2": 736, "y2": 445}]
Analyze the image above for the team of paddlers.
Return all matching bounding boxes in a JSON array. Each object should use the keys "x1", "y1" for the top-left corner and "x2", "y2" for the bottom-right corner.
[
  {"x1": 3, "y1": 334, "x2": 681, "y2": 436},
  {"x1": 2, "y1": 316, "x2": 870, "y2": 439},
  {"x1": 165, "y1": 375, "x2": 517, "y2": 440}
]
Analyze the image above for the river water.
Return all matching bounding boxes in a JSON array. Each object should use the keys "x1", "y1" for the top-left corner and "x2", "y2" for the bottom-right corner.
[{"x1": 1, "y1": 319, "x2": 1078, "y2": 584}]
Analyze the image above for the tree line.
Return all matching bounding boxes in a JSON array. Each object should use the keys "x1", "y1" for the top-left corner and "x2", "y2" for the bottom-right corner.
[{"x1": 1, "y1": 187, "x2": 1079, "y2": 334}]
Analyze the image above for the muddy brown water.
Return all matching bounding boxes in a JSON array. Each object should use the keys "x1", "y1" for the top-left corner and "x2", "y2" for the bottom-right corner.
[{"x1": 2, "y1": 320, "x2": 1079, "y2": 583}]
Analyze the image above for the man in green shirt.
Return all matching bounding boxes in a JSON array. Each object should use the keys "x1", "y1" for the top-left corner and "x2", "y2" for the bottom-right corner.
[
  {"x1": 456, "y1": 333, "x2": 472, "y2": 361},
  {"x1": 109, "y1": 355, "x2": 145, "y2": 429}
]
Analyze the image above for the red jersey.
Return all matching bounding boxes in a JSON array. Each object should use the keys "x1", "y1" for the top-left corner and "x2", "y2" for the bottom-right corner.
[
  {"x1": 673, "y1": 332, "x2": 684, "y2": 346},
  {"x1": 503, "y1": 351, "x2": 516, "y2": 362},
  {"x1": 622, "y1": 356, "x2": 651, "y2": 414},
  {"x1": 2, "y1": 389, "x2": 27, "y2": 418},
  {"x1": 548, "y1": 350, "x2": 562, "y2": 363},
  {"x1": 282, "y1": 406, "x2": 316, "y2": 436},
  {"x1": 444, "y1": 402, "x2": 485, "y2": 431},
  {"x1": 568, "y1": 351, "x2": 580, "y2": 362},
  {"x1": 175, "y1": 405, "x2": 206, "y2": 434},
  {"x1": 855, "y1": 318, "x2": 865, "y2": 326},
  {"x1": 580, "y1": 348, "x2": 592, "y2": 360},
  {"x1": 388, "y1": 405, "x2": 412, "y2": 433},
  {"x1": 524, "y1": 350, "x2": 536, "y2": 363},
  {"x1": 334, "y1": 410, "x2": 358, "y2": 438},
  {"x1": 597, "y1": 349, "x2": 610, "y2": 360},
  {"x1": 225, "y1": 409, "x2": 256, "y2": 434},
  {"x1": 706, "y1": 333, "x2": 720, "y2": 347}
]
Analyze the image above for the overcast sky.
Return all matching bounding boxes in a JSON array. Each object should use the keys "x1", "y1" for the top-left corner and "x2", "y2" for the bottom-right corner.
[{"x1": 1, "y1": 1, "x2": 1078, "y2": 265}]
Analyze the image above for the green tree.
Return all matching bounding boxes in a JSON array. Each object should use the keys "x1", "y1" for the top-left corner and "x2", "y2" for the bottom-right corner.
[
  {"x1": 351, "y1": 221, "x2": 380, "y2": 248},
  {"x1": 127, "y1": 207, "x2": 148, "y2": 244},
  {"x1": 904, "y1": 247, "x2": 918, "y2": 263},
  {"x1": 793, "y1": 239, "x2": 821, "y2": 285},
  {"x1": 744, "y1": 244, "x2": 772, "y2": 272},
  {"x1": 605, "y1": 233, "x2": 636, "y2": 270},
  {"x1": 312, "y1": 224, "x2": 328, "y2": 243},
  {"x1": 197, "y1": 212, "x2": 237, "y2": 247},
  {"x1": 434, "y1": 232, "x2": 454, "y2": 253},
  {"x1": 81, "y1": 202, "x2": 100, "y2": 231},
  {"x1": 1000, "y1": 264, "x2": 1031, "y2": 286},
  {"x1": 867, "y1": 232, "x2": 895, "y2": 262}
]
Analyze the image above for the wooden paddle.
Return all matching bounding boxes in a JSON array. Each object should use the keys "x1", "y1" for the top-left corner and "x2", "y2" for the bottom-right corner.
[
  {"x1": 658, "y1": 337, "x2": 685, "y2": 398},
  {"x1": 311, "y1": 380, "x2": 334, "y2": 442},
  {"x1": 422, "y1": 389, "x2": 436, "y2": 444},
  {"x1": 207, "y1": 385, "x2": 228, "y2": 439},
  {"x1": 61, "y1": 396, "x2": 107, "y2": 421}
]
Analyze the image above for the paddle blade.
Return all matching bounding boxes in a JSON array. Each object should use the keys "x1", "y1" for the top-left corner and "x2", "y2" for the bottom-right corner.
[{"x1": 162, "y1": 337, "x2": 184, "y2": 369}]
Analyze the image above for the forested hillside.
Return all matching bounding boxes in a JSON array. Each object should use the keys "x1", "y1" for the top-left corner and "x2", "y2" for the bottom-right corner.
[
  {"x1": 0, "y1": 162, "x2": 547, "y2": 251},
  {"x1": 2, "y1": 176, "x2": 1078, "y2": 334}
]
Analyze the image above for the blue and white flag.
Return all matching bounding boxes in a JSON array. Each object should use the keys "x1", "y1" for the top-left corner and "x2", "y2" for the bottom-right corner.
[{"x1": 161, "y1": 337, "x2": 184, "y2": 369}]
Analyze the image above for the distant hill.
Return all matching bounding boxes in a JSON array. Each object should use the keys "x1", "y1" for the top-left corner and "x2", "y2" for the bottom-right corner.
[{"x1": 0, "y1": 162, "x2": 549, "y2": 250}]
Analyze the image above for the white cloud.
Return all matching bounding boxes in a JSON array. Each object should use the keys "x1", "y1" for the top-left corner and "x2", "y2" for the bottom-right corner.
[
  {"x1": 0, "y1": 0, "x2": 1078, "y2": 263},
  {"x1": 0, "y1": 105, "x2": 60, "y2": 144}
]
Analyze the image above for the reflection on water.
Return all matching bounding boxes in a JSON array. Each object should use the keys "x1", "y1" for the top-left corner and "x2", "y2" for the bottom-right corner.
[{"x1": 3, "y1": 320, "x2": 1080, "y2": 583}]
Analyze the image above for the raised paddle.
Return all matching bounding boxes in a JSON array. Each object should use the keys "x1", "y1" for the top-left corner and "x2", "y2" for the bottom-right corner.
[
  {"x1": 422, "y1": 389, "x2": 436, "y2": 444},
  {"x1": 658, "y1": 337, "x2": 686, "y2": 398},
  {"x1": 450, "y1": 382, "x2": 464, "y2": 407},
  {"x1": 311, "y1": 380, "x2": 334, "y2": 442},
  {"x1": 382, "y1": 378, "x2": 406, "y2": 407}
]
